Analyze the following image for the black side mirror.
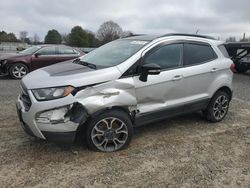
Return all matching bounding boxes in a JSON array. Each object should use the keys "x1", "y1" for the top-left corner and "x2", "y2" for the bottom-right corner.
[
  {"x1": 35, "y1": 53, "x2": 41, "y2": 58},
  {"x1": 139, "y1": 63, "x2": 161, "y2": 82}
]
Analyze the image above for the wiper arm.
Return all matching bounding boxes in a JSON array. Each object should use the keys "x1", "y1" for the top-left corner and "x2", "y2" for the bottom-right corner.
[{"x1": 73, "y1": 59, "x2": 96, "y2": 69}]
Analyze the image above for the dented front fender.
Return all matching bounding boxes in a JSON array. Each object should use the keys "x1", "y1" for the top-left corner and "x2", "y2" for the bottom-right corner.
[{"x1": 75, "y1": 78, "x2": 138, "y2": 115}]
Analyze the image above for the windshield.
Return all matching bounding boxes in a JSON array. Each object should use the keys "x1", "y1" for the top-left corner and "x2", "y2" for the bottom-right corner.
[
  {"x1": 19, "y1": 46, "x2": 41, "y2": 55},
  {"x1": 79, "y1": 39, "x2": 148, "y2": 68}
]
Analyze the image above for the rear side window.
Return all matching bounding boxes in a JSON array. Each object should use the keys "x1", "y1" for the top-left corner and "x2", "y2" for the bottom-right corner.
[
  {"x1": 58, "y1": 46, "x2": 77, "y2": 55},
  {"x1": 218, "y1": 45, "x2": 230, "y2": 58},
  {"x1": 38, "y1": 46, "x2": 56, "y2": 55},
  {"x1": 184, "y1": 43, "x2": 217, "y2": 66}
]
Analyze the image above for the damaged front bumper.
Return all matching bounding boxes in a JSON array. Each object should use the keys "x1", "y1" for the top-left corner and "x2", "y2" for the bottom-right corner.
[
  {"x1": 16, "y1": 90, "x2": 88, "y2": 144},
  {"x1": 0, "y1": 61, "x2": 8, "y2": 76}
]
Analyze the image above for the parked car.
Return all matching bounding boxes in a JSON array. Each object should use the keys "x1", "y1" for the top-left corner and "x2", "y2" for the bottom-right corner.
[
  {"x1": 225, "y1": 42, "x2": 250, "y2": 73},
  {"x1": 0, "y1": 45, "x2": 84, "y2": 79},
  {"x1": 16, "y1": 34, "x2": 234, "y2": 152}
]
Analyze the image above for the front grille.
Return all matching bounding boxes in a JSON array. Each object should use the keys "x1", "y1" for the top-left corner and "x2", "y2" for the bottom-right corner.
[{"x1": 20, "y1": 83, "x2": 32, "y2": 111}]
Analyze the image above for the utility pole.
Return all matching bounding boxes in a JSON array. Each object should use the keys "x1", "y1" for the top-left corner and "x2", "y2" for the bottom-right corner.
[{"x1": 243, "y1": 32, "x2": 246, "y2": 41}]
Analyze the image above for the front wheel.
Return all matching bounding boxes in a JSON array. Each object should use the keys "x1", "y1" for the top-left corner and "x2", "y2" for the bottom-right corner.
[
  {"x1": 204, "y1": 91, "x2": 230, "y2": 122},
  {"x1": 9, "y1": 63, "x2": 29, "y2": 79},
  {"x1": 85, "y1": 110, "x2": 133, "y2": 152}
]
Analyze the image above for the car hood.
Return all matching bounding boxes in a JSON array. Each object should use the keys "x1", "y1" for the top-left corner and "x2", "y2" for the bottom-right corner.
[
  {"x1": 22, "y1": 60, "x2": 122, "y2": 89},
  {"x1": 0, "y1": 53, "x2": 23, "y2": 60}
]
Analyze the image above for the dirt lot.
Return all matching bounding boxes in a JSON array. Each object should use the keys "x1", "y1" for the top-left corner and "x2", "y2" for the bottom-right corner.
[{"x1": 0, "y1": 73, "x2": 250, "y2": 188}]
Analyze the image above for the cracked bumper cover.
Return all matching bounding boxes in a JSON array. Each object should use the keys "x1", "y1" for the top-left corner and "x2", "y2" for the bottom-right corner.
[{"x1": 16, "y1": 92, "x2": 88, "y2": 143}]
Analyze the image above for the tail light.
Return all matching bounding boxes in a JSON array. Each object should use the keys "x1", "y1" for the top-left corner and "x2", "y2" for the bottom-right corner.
[{"x1": 230, "y1": 64, "x2": 236, "y2": 73}]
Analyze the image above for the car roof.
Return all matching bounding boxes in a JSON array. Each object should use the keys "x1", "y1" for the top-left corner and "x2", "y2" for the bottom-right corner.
[{"x1": 36, "y1": 44, "x2": 73, "y2": 48}]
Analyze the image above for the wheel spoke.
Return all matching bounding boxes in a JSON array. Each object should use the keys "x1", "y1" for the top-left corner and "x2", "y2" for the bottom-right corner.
[
  {"x1": 94, "y1": 126, "x2": 104, "y2": 134},
  {"x1": 114, "y1": 138, "x2": 126, "y2": 144},
  {"x1": 103, "y1": 140, "x2": 108, "y2": 151},
  {"x1": 113, "y1": 139, "x2": 118, "y2": 150},
  {"x1": 116, "y1": 130, "x2": 128, "y2": 135},
  {"x1": 96, "y1": 139, "x2": 108, "y2": 147},
  {"x1": 115, "y1": 122, "x2": 124, "y2": 133},
  {"x1": 92, "y1": 133, "x2": 104, "y2": 139},
  {"x1": 109, "y1": 118, "x2": 117, "y2": 129},
  {"x1": 102, "y1": 119, "x2": 111, "y2": 129}
]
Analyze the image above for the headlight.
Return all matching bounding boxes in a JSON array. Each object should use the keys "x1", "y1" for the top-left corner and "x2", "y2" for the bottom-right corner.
[
  {"x1": 32, "y1": 86, "x2": 75, "y2": 101},
  {"x1": 0, "y1": 59, "x2": 7, "y2": 66}
]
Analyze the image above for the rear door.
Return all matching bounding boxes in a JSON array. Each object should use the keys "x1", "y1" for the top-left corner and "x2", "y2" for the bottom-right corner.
[
  {"x1": 180, "y1": 42, "x2": 219, "y2": 103},
  {"x1": 31, "y1": 46, "x2": 58, "y2": 70}
]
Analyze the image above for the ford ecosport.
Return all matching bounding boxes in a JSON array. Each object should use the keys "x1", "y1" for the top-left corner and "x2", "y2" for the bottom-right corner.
[{"x1": 16, "y1": 34, "x2": 234, "y2": 152}]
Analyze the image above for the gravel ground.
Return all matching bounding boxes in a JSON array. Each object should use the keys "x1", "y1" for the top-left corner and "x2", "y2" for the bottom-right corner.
[{"x1": 0, "y1": 73, "x2": 250, "y2": 188}]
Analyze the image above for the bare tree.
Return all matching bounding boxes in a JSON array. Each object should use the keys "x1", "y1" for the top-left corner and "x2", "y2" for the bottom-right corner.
[
  {"x1": 19, "y1": 31, "x2": 28, "y2": 42},
  {"x1": 226, "y1": 37, "x2": 237, "y2": 42},
  {"x1": 96, "y1": 21, "x2": 123, "y2": 44},
  {"x1": 121, "y1": 30, "x2": 134, "y2": 38},
  {"x1": 33, "y1": 34, "x2": 40, "y2": 44}
]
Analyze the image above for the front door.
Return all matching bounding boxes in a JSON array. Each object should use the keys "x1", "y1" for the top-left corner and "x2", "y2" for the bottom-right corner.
[
  {"x1": 31, "y1": 46, "x2": 58, "y2": 70},
  {"x1": 133, "y1": 43, "x2": 187, "y2": 114}
]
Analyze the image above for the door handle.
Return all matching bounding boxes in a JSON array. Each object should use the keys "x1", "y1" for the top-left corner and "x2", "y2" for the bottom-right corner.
[
  {"x1": 172, "y1": 75, "x2": 183, "y2": 81},
  {"x1": 210, "y1": 68, "x2": 218, "y2": 73}
]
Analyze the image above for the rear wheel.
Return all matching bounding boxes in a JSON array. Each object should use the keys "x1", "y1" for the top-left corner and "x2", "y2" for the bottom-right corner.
[
  {"x1": 85, "y1": 110, "x2": 133, "y2": 152},
  {"x1": 204, "y1": 91, "x2": 230, "y2": 122},
  {"x1": 9, "y1": 63, "x2": 28, "y2": 79}
]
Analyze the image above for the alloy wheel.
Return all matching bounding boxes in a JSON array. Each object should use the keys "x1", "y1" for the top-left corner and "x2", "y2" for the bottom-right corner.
[
  {"x1": 91, "y1": 117, "x2": 128, "y2": 152},
  {"x1": 213, "y1": 95, "x2": 229, "y2": 120},
  {"x1": 12, "y1": 65, "x2": 27, "y2": 78}
]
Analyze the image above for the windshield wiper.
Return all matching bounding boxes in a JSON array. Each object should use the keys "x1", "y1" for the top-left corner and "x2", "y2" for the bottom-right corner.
[{"x1": 73, "y1": 58, "x2": 97, "y2": 69}]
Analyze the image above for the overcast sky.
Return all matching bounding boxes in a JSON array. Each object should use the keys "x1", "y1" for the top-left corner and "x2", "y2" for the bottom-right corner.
[{"x1": 0, "y1": 0, "x2": 250, "y2": 41}]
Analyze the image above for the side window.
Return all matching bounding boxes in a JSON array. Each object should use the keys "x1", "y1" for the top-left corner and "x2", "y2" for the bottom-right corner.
[
  {"x1": 184, "y1": 43, "x2": 217, "y2": 66},
  {"x1": 144, "y1": 44, "x2": 182, "y2": 69},
  {"x1": 218, "y1": 45, "x2": 230, "y2": 58},
  {"x1": 37, "y1": 46, "x2": 56, "y2": 55},
  {"x1": 58, "y1": 46, "x2": 77, "y2": 55}
]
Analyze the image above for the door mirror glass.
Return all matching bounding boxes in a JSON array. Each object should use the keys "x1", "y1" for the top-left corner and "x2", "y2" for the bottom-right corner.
[{"x1": 139, "y1": 63, "x2": 161, "y2": 82}]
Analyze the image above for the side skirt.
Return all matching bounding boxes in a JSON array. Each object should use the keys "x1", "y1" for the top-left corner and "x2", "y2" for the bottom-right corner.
[{"x1": 134, "y1": 99, "x2": 210, "y2": 127}]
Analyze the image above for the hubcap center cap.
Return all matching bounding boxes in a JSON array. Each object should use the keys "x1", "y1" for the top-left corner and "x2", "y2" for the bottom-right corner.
[
  {"x1": 218, "y1": 103, "x2": 223, "y2": 111},
  {"x1": 104, "y1": 129, "x2": 115, "y2": 140}
]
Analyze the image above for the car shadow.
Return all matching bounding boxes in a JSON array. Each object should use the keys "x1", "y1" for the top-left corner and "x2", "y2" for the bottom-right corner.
[
  {"x1": 0, "y1": 75, "x2": 11, "y2": 80},
  {"x1": 24, "y1": 112, "x2": 207, "y2": 153}
]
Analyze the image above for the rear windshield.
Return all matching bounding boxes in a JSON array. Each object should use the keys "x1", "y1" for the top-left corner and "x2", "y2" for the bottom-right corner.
[{"x1": 218, "y1": 45, "x2": 230, "y2": 58}]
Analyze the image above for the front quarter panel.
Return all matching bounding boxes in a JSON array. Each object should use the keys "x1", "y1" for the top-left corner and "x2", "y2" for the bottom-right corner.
[{"x1": 75, "y1": 77, "x2": 137, "y2": 114}]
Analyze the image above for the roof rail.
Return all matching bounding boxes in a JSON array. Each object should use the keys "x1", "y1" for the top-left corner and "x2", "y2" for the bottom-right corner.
[
  {"x1": 121, "y1": 34, "x2": 146, "y2": 38},
  {"x1": 160, "y1": 33, "x2": 216, "y2": 40}
]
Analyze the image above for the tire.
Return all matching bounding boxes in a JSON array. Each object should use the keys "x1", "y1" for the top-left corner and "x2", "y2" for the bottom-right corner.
[
  {"x1": 204, "y1": 91, "x2": 230, "y2": 122},
  {"x1": 85, "y1": 110, "x2": 133, "y2": 152},
  {"x1": 9, "y1": 63, "x2": 29, "y2": 79}
]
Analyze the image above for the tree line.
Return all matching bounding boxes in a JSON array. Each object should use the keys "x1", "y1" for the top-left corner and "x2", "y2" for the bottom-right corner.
[{"x1": 0, "y1": 21, "x2": 133, "y2": 47}]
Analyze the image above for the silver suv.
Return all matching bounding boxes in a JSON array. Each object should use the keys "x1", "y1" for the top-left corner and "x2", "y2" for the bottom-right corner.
[{"x1": 16, "y1": 34, "x2": 234, "y2": 152}]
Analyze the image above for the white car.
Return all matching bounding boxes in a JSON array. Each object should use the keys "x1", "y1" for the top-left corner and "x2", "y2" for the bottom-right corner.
[{"x1": 16, "y1": 34, "x2": 234, "y2": 152}]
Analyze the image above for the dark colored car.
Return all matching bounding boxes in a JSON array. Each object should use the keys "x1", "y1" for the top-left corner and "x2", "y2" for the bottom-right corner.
[{"x1": 0, "y1": 45, "x2": 84, "y2": 79}]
